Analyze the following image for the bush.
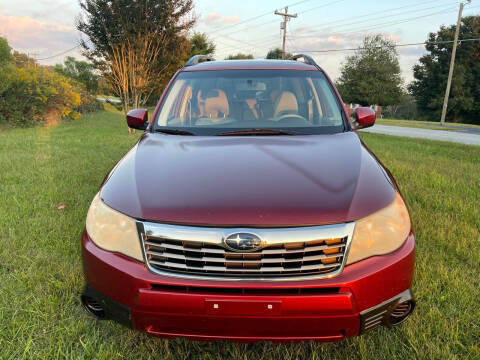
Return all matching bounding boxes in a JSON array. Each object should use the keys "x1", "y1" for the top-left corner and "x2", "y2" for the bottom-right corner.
[
  {"x1": 0, "y1": 65, "x2": 83, "y2": 127},
  {"x1": 54, "y1": 56, "x2": 99, "y2": 94},
  {"x1": 75, "y1": 95, "x2": 104, "y2": 114},
  {"x1": 0, "y1": 37, "x2": 104, "y2": 128}
]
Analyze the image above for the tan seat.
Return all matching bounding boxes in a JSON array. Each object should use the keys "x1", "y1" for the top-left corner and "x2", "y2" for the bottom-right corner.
[
  {"x1": 270, "y1": 90, "x2": 280, "y2": 103},
  {"x1": 204, "y1": 89, "x2": 229, "y2": 120},
  {"x1": 273, "y1": 91, "x2": 298, "y2": 117}
]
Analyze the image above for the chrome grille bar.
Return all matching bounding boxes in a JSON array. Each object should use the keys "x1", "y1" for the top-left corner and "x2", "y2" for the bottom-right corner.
[
  {"x1": 149, "y1": 259, "x2": 342, "y2": 273},
  {"x1": 145, "y1": 240, "x2": 346, "y2": 255},
  {"x1": 146, "y1": 249, "x2": 343, "y2": 263},
  {"x1": 138, "y1": 221, "x2": 355, "y2": 281}
]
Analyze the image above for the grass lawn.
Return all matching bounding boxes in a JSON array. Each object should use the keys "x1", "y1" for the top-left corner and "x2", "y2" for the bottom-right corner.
[{"x1": 1, "y1": 111, "x2": 479, "y2": 359}]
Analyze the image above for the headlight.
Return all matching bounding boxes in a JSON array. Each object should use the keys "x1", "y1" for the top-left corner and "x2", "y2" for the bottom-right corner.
[
  {"x1": 346, "y1": 192, "x2": 411, "y2": 265},
  {"x1": 86, "y1": 193, "x2": 143, "y2": 261}
]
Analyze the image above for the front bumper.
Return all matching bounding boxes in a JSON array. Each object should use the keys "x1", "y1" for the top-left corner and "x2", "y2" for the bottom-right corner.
[{"x1": 81, "y1": 229, "x2": 415, "y2": 342}]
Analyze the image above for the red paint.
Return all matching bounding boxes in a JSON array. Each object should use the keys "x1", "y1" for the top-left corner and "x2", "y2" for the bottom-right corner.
[
  {"x1": 83, "y1": 58, "x2": 415, "y2": 342},
  {"x1": 182, "y1": 59, "x2": 316, "y2": 72},
  {"x1": 101, "y1": 132, "x2": 395, "y2": 226},
  {"x1": 204, "y1": 299, "x2": 283, "y2": 316},
  {"x1": 126, "y1": 108, "x2": 148, "y2": 129},
  {"x1": 82, "y1": 230, "x2": 414, "y2": 341},
  {"x1": 354, "y1": 107, "x2": 376, "y2": 129}
]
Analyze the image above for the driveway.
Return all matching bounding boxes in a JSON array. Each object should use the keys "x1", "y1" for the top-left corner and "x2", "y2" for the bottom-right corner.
[{"x1": 360, "y1": 124, "x2": 480, "y2": 146}]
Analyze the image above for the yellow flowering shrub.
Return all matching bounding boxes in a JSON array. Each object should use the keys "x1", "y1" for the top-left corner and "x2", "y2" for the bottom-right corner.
[{"x1": 1, "y1": 65, "x2": 89, "y2": 127}]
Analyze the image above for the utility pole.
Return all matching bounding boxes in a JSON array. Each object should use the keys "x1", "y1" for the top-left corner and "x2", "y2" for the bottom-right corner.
[
  {"x1": 28, "y1": 52, "x2": 39, "y2": 68},
  {"x1": 275, "y1": 7, "x2": 297, "y2": 59},
  {"x1": 440, "y1": 0, "x2": 470, "y2": 125},
  {"x1": 32, "y1": 53, "x2": 39, "y2": 68}
]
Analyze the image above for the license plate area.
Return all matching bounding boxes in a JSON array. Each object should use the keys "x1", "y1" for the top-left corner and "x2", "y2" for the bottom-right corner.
[{"x1": 205, "y1": 299, "x2": 282, "y2": 316}]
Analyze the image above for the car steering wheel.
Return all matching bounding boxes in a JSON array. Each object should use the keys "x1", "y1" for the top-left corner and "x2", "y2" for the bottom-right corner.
[{"x1": 276, "y1": 113, "x2": 309, "y2": 124}]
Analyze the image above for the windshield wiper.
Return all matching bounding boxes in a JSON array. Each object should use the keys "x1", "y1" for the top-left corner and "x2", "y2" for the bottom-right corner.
[
  {"x1": 154, "y1": 128, "x2": 195, "y2": 136},
  {"x1": 217, "y1": 128, "x2": 298, "y2": 136}
]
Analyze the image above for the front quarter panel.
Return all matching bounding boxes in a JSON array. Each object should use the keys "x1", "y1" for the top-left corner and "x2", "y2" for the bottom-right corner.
[{"x1": 347, "y1": 136, "x2": 396, "y2": 220}]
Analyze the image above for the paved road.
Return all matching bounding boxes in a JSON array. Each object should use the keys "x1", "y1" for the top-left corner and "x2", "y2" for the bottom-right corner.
[
  {"x1": 396, "y1": 122, "x2": 480, "y2": 135},
  {"x1": 360, "y1": 124, "x2": 480, "y2": 146}
]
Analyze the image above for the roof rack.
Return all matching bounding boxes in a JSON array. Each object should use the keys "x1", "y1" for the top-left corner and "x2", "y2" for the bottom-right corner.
[
  {"x1": 291, "y1": 54, "x2": 319, "y2": 67},
  {"x1": 185, "y1": 55, "x2": 216, "y2": 67}
]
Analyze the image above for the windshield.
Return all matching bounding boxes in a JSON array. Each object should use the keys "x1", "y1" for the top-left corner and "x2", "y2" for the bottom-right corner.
[{"x1": 154, "y1": 70, "x2": 346, "y2": 135}]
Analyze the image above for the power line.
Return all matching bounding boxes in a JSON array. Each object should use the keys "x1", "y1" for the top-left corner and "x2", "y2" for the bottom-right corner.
[
  {"x1": 207, "y1": 0, "x2": 316, "y2": 35},
  {"x1": 215, "y1": 0, "x2": 457, "y2": 54},
  {"x1": 36, "y1": 45, "x2": 81, "y2": 61},
  {"x1": 287, "y1": 4, "x2": 468, "y2": 49},
  {"x1": 214, "y1": 1, "x2": 479, "y2": 57},
  {"x1": 296, "y1": 0, "x2": 348, "y2": 15},
  {"x1": 293, "y1": 38, "x2": 480, "y2": 53},
  {"x1": 210, "y1": 0, "x2": 340, "y2": 39},
  {"x1": 339, "y1": 5, "x2": 460, "y2": 33},
  {"x1": 217, "y1": 3, "x2": 456, "y2": 55},
  {"x1": 343, "y1": 4, "x2": 480, "y2": 35},
  {"x1": 290, "y1": 0, "x2": 457, "y2": 38},
  {"x1": 214, "y1": 0, "x2": 350, "y2": 53}
]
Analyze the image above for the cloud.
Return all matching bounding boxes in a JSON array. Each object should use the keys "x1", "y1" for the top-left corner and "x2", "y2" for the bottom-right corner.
[
  {"x1": 289, "y1": 29, "x2": 366, "y2": 52},
  {"x1": 223, "y1": 16, "x2": 239, "y2": 24},
  {"x1": 205, "y1": 13, "x2": 222, "y2": 23},
  {"x1": 203, "y1": 13, "x2": 239, "y2": 25},
  {"x1": 282, "y1": 28, "x2": 425, "y2": 82},
  {"x1": 0, "y1": 14, "x2": 81, "y2": 64},
  {"x1": 289, "y1": 28, "x2": 414, "y2": 53}
]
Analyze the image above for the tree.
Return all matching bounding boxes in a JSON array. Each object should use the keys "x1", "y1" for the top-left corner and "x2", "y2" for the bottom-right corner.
[
  {"x1": 383, "y1": 94, "x2": 418, "y2": 120},
  {"x1": 0, "y1": 37, "x2": 13, "y2": 92},
  {"x1": 0, "y1": 37, "x2": 12, "y2": 67},
  {"x1": 77, "y1": 0, "x2": 195, "y2": 127},
  {"x1": 54, "y1": 56, "x2": 99, "y2": 94},
  {"x1": 0, "y1": 38, "x2": 97, "y2": 127},
  {"x1": 186, "y1": 32, "x2": 215, "y2": 60},
  {"x1": 266, "y1": 48, "x2": 292, "y2": 60},
  {"x1": 336, "y1": 35, "x2": 403, "y2": 106},
  {"x1": 12, "y1": 51, "x2": 31, "y2": 68},
  {"x1": 225, "y1": 53, "x2": 254, "y2": 60},
  {"x1": 409, "y1": 16, "x2": 480, "y2": 124}
]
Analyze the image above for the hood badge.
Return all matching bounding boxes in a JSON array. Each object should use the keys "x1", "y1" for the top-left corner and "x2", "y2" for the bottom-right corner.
[{"x1": 223, "y1": 233, "x2": 264, "y2": 252}]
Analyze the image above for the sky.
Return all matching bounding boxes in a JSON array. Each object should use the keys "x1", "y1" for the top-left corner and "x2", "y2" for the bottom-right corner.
[{"x1": 0, "y1": 0, "x2": 479, "y2": 83}]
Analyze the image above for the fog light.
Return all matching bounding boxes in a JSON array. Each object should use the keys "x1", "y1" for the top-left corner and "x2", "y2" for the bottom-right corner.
[
  {"x1": 390, "y1": 300, "x2": 414, "y2": 325},
  {"x1": 81, "y1": 295, "x2": 106, "y2": 319}
]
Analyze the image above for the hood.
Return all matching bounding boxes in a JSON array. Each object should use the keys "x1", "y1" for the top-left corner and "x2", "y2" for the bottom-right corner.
[{"x1": 100, "y1": 132, "x2": 395, "y2": 227}]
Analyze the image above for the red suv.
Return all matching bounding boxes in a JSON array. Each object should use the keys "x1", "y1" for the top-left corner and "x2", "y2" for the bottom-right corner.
[{"x1": 81, "y1": 54, "x2": 415, "y2": 342}]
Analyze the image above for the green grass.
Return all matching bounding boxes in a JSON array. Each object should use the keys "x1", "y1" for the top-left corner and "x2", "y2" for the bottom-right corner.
[
  {"x1": 376, "y1": 118, "x2": 480, "y2": 131},
  {"x1": 1, "y1": 111, "x2": 479, "y2": 359}
]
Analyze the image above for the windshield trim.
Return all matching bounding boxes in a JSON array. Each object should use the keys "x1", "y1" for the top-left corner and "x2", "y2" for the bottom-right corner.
[
  {"x1": 152, "y1": 69, "x2": 350, "y2": 135},
  {"x1": 152, "y1": 126, "x2": 345, "y2": 136}
]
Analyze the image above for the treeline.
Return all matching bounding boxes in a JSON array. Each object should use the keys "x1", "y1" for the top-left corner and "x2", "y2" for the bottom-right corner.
[
  {"x1": 0, "y1": 38, "x2": 102, "y2": 128},
  {"x1": 337, "y1": 16, "x2": 480, "y2": 124},
  {"x1": 410, "y1": 16, "x2": 480, "y2": 124},
  {"x1": 74, "y1": 0, "x2": 284, "y2": 119},
  {"x1": 3, "y1": 0, "x2": 478, "y2": 128}
]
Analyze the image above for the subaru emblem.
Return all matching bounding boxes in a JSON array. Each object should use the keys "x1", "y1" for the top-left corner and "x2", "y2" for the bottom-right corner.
[{"x1": 223, "y1": 233, "x2": 264, "y2": 252}]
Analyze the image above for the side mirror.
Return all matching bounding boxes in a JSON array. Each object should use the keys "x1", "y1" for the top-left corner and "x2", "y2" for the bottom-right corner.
[
  {"x1": 353, "y1": 107, "x2": 376, "y2": 130},
  {"x1": 127, "y1": 108, "x2": 148, "y2": 130}
]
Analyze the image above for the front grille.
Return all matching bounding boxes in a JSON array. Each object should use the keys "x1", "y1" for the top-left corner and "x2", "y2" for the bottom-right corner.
[
  {"x1": 139, "y1": 222, "x2": 355, "y2": 281},
  {"x1": 149, "y1": 283, "x2": 340, "y2": 295}
]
